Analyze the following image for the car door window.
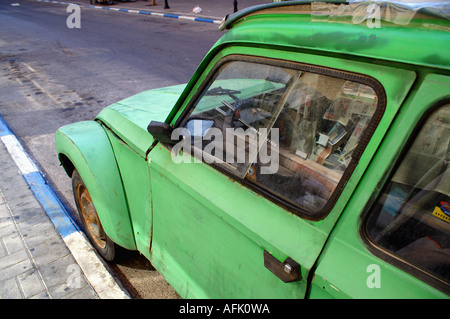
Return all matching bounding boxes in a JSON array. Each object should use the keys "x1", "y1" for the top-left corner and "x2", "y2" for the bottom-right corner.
[
  {"x1": 177, "y1": 57, "x2": 384, "y2": 218},
  {"x1": 365, "y1": 104, "x2": 450, "y2": 286}
]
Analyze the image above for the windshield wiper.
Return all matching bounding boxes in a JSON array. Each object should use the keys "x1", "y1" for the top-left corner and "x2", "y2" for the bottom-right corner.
[{"x1": 205, "y1": 86, "x2": 241, "y2": 101}]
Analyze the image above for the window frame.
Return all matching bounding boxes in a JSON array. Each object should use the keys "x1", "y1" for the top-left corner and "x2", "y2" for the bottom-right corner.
[
  {"x1": 360, "y1": 99, "x2": 450, "y2": 295},
  {"x1": 174, "y1": 54, "x2": 386, "y2": 220}
]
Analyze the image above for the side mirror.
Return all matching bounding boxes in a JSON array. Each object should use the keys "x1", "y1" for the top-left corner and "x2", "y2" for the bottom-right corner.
[{"x1": 147, "y1": 121, "x2": 180, "y2": 145}]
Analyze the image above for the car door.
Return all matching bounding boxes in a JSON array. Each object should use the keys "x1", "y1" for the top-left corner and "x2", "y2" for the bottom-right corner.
[
  {"x1": 309, "y1": 74, "x2": 450, "y2": 298},
  {"x1": 146, "y1": 48, "x2": 416, "y2": 298}
]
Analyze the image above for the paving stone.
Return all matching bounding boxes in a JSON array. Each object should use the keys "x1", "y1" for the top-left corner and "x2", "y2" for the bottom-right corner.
[
  {"x1": 0, "y1": 277, "x2": 24, "y2": 298},
  {"x1": 29, "y1": 291, "x2": 51, "y2": 299},
  {"x1": 30, "y1": 238, "x2": 71, "y2": 265},
  {"x1": 0, "y1": 216, "x2": 15, "y2": 235},
  {"x1": 22, "y1": 225, "x2": 60, "y2": 248},
  {"x1": 0, "y1": 249, "x2": 30, "y2": 271},
  {"x1": 49, "y1": 273, "x2": 96, "y2": 299},
  {"x1": 17, "y1": 269, "x2": 46, "y2": 298},
  {"x1": 1, "y1": 230, "x2": 26, "y2": 255},
  {"x1": 0, "y1": 132, "x2": 104, "y2": 299},
  {"x1": 0, "y1": 257, "x2": 34, "y2": 282},
  {"x1": 39, "y1": 255, "x2": 79, "y2": 289}
]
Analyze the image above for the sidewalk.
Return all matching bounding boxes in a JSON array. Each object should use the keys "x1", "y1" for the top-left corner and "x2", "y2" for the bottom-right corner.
[
  {"x1": 42, "y1": 0, "x2": 273, "y2": 22},
  {"x1": 0, "y1": 142, "x2": 93, "y2": 298},
  {"x1": 104, "y1": 0, "x2": 274, "y2": 20},
  {"x1": 0, "y1": 116, "x2": 129, "y2": 299}
]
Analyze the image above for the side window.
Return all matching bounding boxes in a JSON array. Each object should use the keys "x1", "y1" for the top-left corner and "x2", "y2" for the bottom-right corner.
[
  {"x1": 177, "y1": 57, "x2": 383, "y2": 218},
  {"x1": 365, "y1": 104, "x2": 450, "y2": 288}
]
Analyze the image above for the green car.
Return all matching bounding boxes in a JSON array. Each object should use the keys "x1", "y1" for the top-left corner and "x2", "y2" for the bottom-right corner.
[{"x1": 55, "y1": 1, "x2": 450, "y2": 298}]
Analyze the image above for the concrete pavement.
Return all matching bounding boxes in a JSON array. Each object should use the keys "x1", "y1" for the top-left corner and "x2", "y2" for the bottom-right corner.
[{"x1": 0, "y1": 125, "x2": 94, "y2": 298}]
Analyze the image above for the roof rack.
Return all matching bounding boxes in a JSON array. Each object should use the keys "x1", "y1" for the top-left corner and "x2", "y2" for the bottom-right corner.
[{"x1": 219, "y1": 0, "x2": 450, "y2": 31}]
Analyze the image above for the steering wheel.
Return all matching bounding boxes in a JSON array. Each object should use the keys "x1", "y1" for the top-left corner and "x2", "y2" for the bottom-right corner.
[{"x1": 220, "y1": 99, "x2": 253, "y2": 129}]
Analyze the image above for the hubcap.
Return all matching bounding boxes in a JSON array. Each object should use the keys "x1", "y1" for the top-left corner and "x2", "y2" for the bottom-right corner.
[{"x1": 76, "y1": 184, "x2": 107, "y2": 249}]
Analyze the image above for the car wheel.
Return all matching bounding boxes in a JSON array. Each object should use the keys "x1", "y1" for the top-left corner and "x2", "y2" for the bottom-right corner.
[{"x1": 72, "y1": 169, "x2": 115, "y2": 261}]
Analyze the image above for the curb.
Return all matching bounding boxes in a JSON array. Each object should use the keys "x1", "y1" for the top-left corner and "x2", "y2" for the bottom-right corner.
[
  {"x1": 0, "y1": 114, "x2": 130, "y2": 299},
  {"x1": 35, "y1": 0, "x2": 223, "y2": 24}
]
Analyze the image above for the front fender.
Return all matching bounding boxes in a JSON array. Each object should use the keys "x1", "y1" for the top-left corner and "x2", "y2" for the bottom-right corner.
[{"x1": 55, "y1": 120, "x2": 136, "y2": 250}]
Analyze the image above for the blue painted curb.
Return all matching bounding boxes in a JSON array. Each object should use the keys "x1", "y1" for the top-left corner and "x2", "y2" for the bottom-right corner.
[
  {"x1": 24, "y1": 171, "x2": 79, "y2": 237},
  {"x1": 35, "y1": 0, "x2": 223, "y2": 24},
  {"x1": 0, "y1": 113, "x2": 130, "y2": 298},
  {"x1": 0, "y1": 114, "x2": 78, "y2": 238}
]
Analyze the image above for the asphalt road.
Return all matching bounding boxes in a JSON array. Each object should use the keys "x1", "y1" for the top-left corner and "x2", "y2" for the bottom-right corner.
[{"x1": 0, "y1": 0, "x2": 222, "y2": 298}]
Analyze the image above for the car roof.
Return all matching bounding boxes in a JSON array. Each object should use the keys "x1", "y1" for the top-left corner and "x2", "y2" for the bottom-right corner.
[{"x1": 215, "y1": 0, "x2": 450, "y2": 71}]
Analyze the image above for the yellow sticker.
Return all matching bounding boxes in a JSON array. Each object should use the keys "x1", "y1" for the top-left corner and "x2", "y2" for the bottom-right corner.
[{"x1": 433, "y1": 206, "x2": 450, "y2": 223}]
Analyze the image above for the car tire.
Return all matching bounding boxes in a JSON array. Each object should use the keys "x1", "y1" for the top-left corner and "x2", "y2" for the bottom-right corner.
[{"x1": 72, "y1": 169, "x2": 116, "y2": 261}]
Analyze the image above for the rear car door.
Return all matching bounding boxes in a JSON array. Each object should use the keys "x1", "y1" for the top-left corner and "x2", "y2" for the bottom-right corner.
[
  {"x1": 310, "y1": 74, "x2": 450, "y2": 298},
  {"x1": 147, "y1": 47, "x2": 416, "y2": 298}
]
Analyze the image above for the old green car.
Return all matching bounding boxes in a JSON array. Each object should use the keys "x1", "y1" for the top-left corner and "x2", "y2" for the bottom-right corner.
[{"x1": 55, "y1": 1, "x2": 450, "y2": 298}]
